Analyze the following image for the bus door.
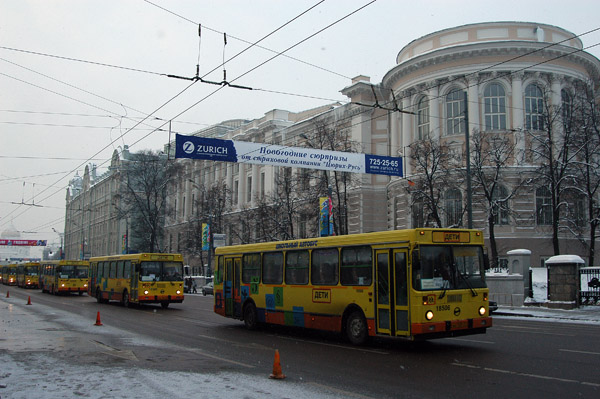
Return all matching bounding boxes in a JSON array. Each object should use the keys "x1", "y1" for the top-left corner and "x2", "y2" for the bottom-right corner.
[
  {"x1": 224, "y1": 257, "x2": 242, "y2": 318},
  {"x1": 375, "y1": 249, "x2": 410, "y2": 336},
  {"x1": 129, "y1": 261, "x2": 138, "y2": 302}
]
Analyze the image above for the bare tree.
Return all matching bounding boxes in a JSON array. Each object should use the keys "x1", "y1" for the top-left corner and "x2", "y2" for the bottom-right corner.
[
  {"x1": 116, "y1": 150, "x2": 180, "y2": 253},
  {"x1": 407, "y1": 136, "x2": 462, "y2": 227},
  {"x1": 302, "y1": 119, "x2": 359, "y2": 236},
  {"x1": 470, "y1": 130, "x2": 525, "y2": 268},
  {"x1": 569, "y1": 82, "x2": 600, "y2": 265},
  {"x1": 528, "y1": 87, "x2": 581, "y2": 255},
  {"x1": 254, "y1": 167, "x2": 317, "y2": 241},
  {"x1": 186, "y1": 180, "x2": 231, "y2": 263}
]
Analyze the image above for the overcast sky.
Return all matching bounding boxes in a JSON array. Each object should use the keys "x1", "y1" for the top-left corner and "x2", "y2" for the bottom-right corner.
[{"x1": 2, "y1": 0, "x2": 600, "y2": 249}]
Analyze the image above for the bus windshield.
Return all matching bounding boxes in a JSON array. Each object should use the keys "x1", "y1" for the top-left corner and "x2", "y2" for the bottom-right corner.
[
  {"x1": 60, "y1": 265, "x2": 88, "y2": 279},
  {"x1": 25, "y1": 267, "x2": 38, "y2": 276},
  {"x1": 413, "y1": 245, "x2": 486, "y2": 291},
  {"x1": 140, "y1": 261, "x2": 183, "y2": 282}
]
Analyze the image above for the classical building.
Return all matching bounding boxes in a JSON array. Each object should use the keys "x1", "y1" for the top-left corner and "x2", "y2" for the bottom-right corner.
[
  {"x1": 377, "y1": 21, "x2": 600, "y2": 266},
  {"x1": 166, "y1": 21, "x2": 600, "y2": 270},
  {"x1": 64, "y1": 149, "x2": 128, "y2": 259}
]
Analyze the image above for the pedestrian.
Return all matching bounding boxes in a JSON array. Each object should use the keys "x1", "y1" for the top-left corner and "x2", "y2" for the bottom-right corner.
[{"x1": 192, "y1": 279, "x2": 198, "y2": 294}]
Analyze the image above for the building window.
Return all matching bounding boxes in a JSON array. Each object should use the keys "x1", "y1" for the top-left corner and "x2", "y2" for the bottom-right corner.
[
  {"x1": 492, "y1": 185, "x2": 509, "y2": 225},
  {"x1": 260, "y1": 172, "x2": 265, "y2": 199},
  {"x1": 573, "y1": 195, "x2": 586, "y2": 227},
  {"x1": 246, "y1": 176, "x2": 252, "y2": 203},
  {"x1": 561, "y1": 89, "x2": 572, "y2": 131},
  {"x1": 446, "y1": 89, "x2": 466, "y2": 135},
  {"x1": 525, "y1": 84, "x2": 545, "y2": 131},
  {"x1": 416, "y1": 96, "x2": 430, "y2": 139},
  {"x1": 444, "y1": 188, "x2": 462, "y2": 227},
  {"x1": 536, "y1": 186, "x2": 552, "y2": 225},
  {"x1": 233, "y1": 180, "x2": 239, "y2": 205},
  {"x1": 484, "y1": 83, "x2": 506, "y2": 131}
]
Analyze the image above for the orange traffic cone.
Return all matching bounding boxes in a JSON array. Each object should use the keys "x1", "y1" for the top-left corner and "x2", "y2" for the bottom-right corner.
[
  {"x1": 26, "y1": 296, "x2": 32, "y2": 305},
  {"x1": 269, "y1": 349, "x2": 286, "y2": 379},
  {"x1": 94, "y1": 311, "x2": 103, "y2": 326},
  {"x1": 5, "y1": 291, "x2": 9, "y2": 298}
]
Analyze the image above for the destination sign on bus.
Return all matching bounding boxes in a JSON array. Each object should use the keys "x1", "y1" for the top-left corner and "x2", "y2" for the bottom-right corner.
[{"x1": 432, "y1": 231, "x2": 470, "y2": 243}]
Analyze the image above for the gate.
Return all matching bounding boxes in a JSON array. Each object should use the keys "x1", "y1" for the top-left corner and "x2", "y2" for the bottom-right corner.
[{"x1": 579, "y1": 267, "x2": 600, "y2": 305}]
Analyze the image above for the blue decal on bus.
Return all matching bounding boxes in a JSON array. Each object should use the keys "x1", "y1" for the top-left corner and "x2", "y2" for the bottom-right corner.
[{"x1": 265, "y1": 294, "x2": 275, "y2": 310}]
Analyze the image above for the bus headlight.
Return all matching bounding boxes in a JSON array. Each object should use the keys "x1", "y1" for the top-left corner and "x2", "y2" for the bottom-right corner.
[
  {"x1": 479, "y1": 306, "x2": 486, "y2": 316},
  {"x1": 425, "y1": 310, "x2": 434, "y2": 320},
  {"x1": 144, "y1": 290, "x2": 149, "y2": 295},
  {"x1": 176, "y1": 290, "x2": 181, "y2": 295},
  {"x1": 61, "y1": 283, "x2": 65, "y2": 287}
]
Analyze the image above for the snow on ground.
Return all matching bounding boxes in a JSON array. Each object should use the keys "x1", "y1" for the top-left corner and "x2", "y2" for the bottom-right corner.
[{"x1": 0, "y1": 298, "x2": 357, "y2": 399}]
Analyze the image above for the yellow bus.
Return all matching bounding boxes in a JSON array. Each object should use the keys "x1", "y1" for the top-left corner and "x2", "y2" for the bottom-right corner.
[
  {"x1": 214, "y1": 228, "x2": 492, "y2": 344},
  {"x1": 89, "y1": 253, "x2": 185, "y2": 308},
  {"x1": 2, "y1": 264, "x2": 18, "y2": 286},
  {"x1": 16, "y1": 262, "x2": 40, "y2": 289},
  {"x1": 40, "y1": 260, "x2": 89, "y2": 295}
]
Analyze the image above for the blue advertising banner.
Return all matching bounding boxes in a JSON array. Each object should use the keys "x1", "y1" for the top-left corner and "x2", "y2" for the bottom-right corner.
[{"x1": 175, "y1": 134, "x2": 403, "y2": 177}]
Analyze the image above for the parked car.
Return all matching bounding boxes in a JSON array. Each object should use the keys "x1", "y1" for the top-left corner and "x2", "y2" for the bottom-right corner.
[
  {"x1": 202, "y1": 282, "x2": 214, "y2": 296},
  {"x1": 489, "y1": 300, "x2": 498, "y2": 314}
]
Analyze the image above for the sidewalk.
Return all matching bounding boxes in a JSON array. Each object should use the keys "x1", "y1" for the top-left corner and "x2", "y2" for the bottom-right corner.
[{"x1": 494, "y1": 304, "x2": 600, "y2": 324}]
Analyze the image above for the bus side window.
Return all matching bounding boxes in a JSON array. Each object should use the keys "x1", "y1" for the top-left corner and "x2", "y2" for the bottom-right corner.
[
  {"x1": 285, "y1": 250, "x2": 309, "y2": 285},
  {"x1": 341, "y1": 246, "x2": 372, "y2": 286},
  {"x1": 123, "y1": 261, "x2": 131, "y2": 279},
  {"x1": 242, "y1": 253, "x2": 261, "y2": 284},
  {"x1": 109, "y1": 261, "x2": 117, "y2": 279},
  {"x1": 311, "y1": 248, "x2": 339, "y2": 286},
  {"x1": 216, "y1": 256, "x2": 223, "y2": 284},
  {"x1": 263, "y1": 252, "x2": 283, "y2": 284},
  {"x1": 117, "y1": 261, "x2": 124, "y2": 279}
]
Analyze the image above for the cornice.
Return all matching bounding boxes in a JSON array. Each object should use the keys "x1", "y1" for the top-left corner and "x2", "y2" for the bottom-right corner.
[{"x1": 383, "y1": 42, "x2": 600, "y2": 89}]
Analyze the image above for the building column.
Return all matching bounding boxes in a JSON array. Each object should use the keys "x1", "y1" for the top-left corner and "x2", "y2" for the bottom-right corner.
[
  {"x1": 511, "y1": 72, "x2": 525, "y2": 164},
  {"x1": 429, "y1": 84, "x2": 440, "y2": 140},
  {"x1": 251, "y1": 164, "x2": 259, "y2": 207},
  {"x1": 238, "y1": 164, "x2": 246, "y2": 208},
  {"x1": 401, "y1": 91, "x2": 412, "y2": 176}
]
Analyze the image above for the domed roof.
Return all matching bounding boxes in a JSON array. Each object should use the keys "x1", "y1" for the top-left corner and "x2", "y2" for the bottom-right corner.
[{"x1": 1, "y1": 223, "x2": 21, "y2": 239}]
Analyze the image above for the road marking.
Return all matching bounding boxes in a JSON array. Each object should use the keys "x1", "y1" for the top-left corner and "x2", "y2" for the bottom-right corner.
[
  {"x1": 275, "y1": 334, "x2": 389, "y2": 354},
  {"x1": 448, "y1": 337, "x2": 495, "y2": 344},
  {"x1": 188, "y1": 347, "x2": 255, "y2": 368},
  {"x1": 307, "y1": 382, "x2": 377, "y2": 399},
  {"x1": 452, "y1": 362, "x2": 600, "y2": 387},
  {"x1": 559, "y1": 349, "x2": 600, "y2": 356},
  {"x1": 493, "y1": 326, "x2": 575, "y2": 336}
]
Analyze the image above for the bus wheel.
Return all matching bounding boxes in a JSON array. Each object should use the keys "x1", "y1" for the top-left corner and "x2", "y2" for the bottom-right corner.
[
  {"x1": 243, "y1": 303, "x2": 258, "y2": 330},
  {"x1": 161, "y1": 302, "x2": 169, "y2": 309},
  {"x1": 122, "y1": 290, "x2": 129, "y2": 307},
  {"x1": 346, "y1": 311, "x2": 368, "y2": 345}
]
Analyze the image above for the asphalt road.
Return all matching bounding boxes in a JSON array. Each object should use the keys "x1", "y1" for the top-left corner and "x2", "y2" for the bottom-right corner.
[{"x1": 3, "y1": 287, "x2": 600, "y2": 399}]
